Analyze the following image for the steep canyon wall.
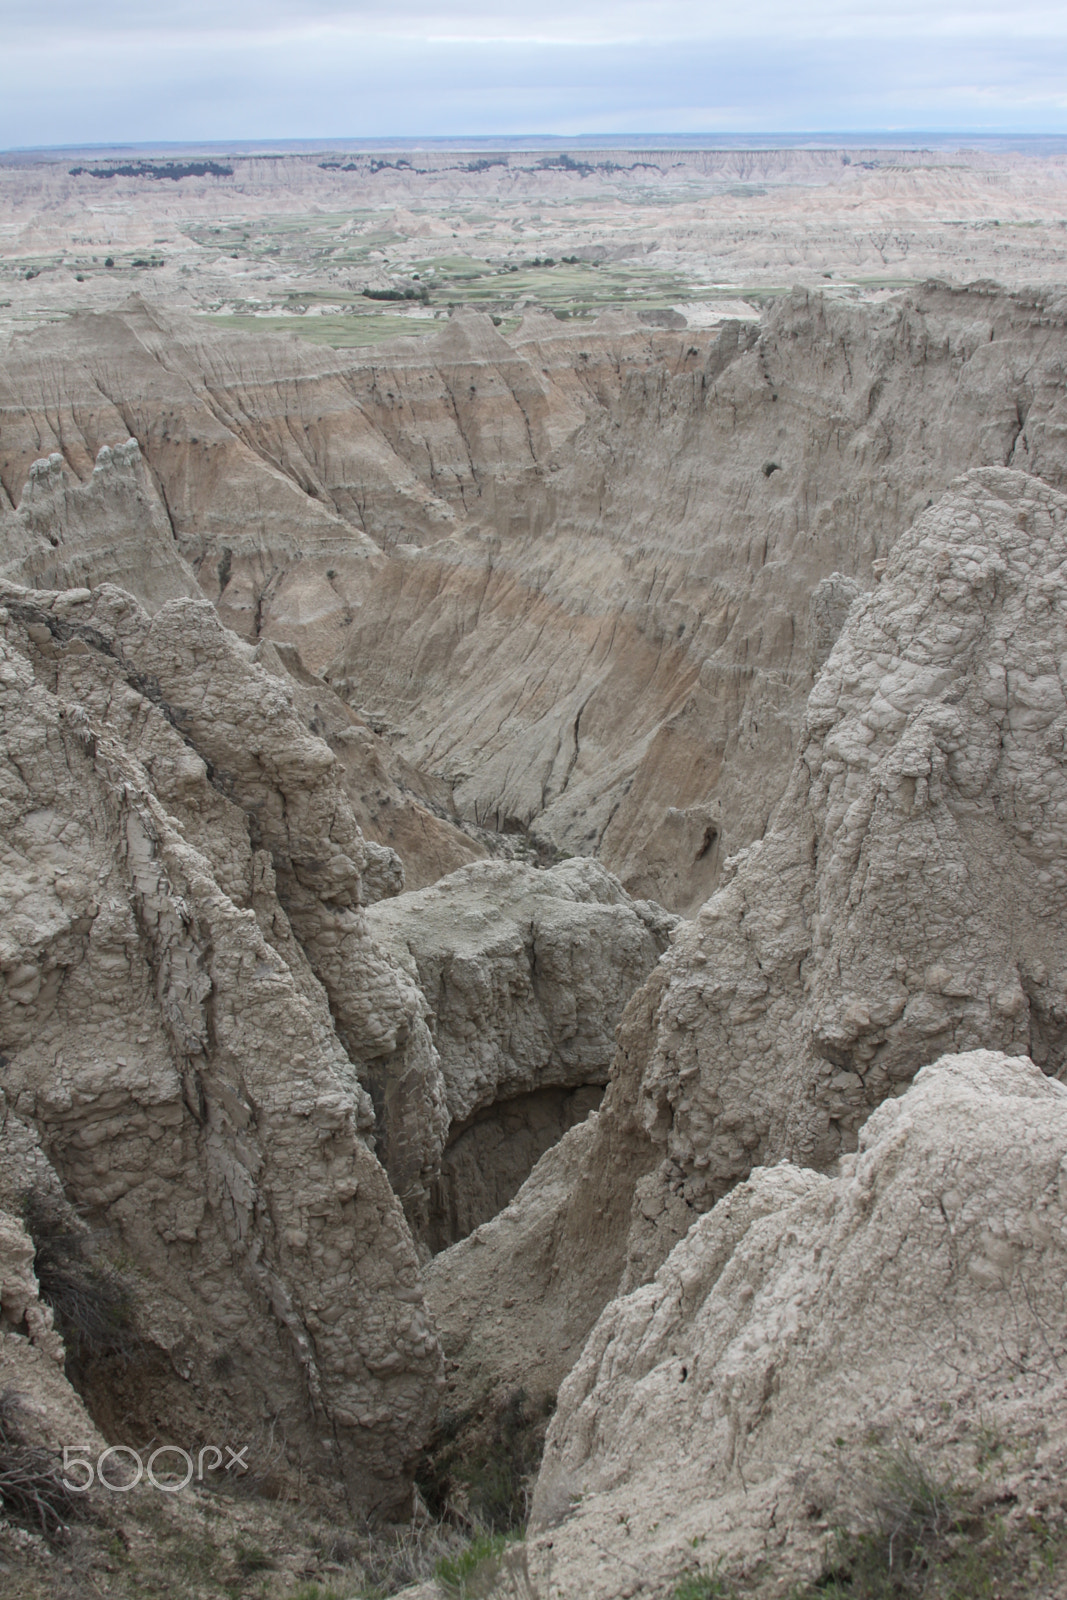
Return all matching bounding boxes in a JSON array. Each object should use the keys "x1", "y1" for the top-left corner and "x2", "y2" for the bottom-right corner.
[{"x1": 4, "y1": 285, "x2": 1067, "y2": 911}]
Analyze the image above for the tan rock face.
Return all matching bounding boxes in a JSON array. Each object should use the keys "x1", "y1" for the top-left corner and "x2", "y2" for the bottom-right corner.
[
  {"x1": 7, "y1": 157, "x2": 1067, "y2": 1565},
  {"x1": 6, "y1": 285, "x2": 1066, "y2": 907},
  {"x1": 0, "y1": 436, "x2": 202, "y2": 609},
  {"x1": 433, "y1": 467, "x2": 1067, "y2": 1412},
  {"x1": 0, "y1": 573, "x2": 671, "y2": 1507},
  {"x1": 0, "y1": 579, "x2": 444, "y2": 1513},
  {"x1": 335, "y1": 286, "x2": 1067, "y2": 908},
  {"x1": 524, "y1": 1051, "x2": 1067, "y2": 1598},
  {"x1": 259, "y1": 640, "x2": 487, "y2": 894}
]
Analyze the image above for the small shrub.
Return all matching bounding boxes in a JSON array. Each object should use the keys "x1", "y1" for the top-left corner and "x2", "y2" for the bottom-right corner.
[
  {"x1": 868, "y1": 1445, "x2": 962, "y2": 1564},
  {"x1": 799, "y1": 1445, "x2": 969, "y2": 1598},
  {"x1": 417, "y1": 1387, "x2": 550, "y2": 1532},
  {"x1": 21, "y1": 1190, "x2": 140, "y2": 1372},
  {"x1": 233, "y1": 1539, "x2": 274, "y2": 1573},
  {"x1": 357, "y1": 1520, "x2": 467, "y2": 1597},
  {"x1": 0, "y1": 1390, "x2": 87, "y2": 1541},
  {"x1": 972, "y1": 1422, "x2": 1006, "y2": 1472},
  {"x1": 672, "y1": 1556, "x2": 733, "y2": 1599}
]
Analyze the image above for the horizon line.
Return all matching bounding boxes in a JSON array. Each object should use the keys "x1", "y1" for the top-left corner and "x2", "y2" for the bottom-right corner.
[{"x1": 7, "y1": 130, "x2": 1067, "y2": 159}]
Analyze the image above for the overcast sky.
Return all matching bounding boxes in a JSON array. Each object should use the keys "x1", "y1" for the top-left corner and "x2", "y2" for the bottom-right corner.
[{"x1": 3, "y1": 1, "x2": 1067, "y2": 148}]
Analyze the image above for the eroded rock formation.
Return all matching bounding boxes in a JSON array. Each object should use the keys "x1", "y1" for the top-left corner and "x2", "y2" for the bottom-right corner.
[
  {"x1": 0, "y1": 579, "x2": 445, "y2": 1512},
  {"x1": 523, "y1": 1051, "x2": 1067, "y2": 1597},
  {"x1": 0, "y1": 436, "x2": 201, "y2": 609},
  {"x1": 427, "y1": 466, "x2": 1067, "y2": 1417},
  {"x1": 5, "y1": 268, "x2": 1067, "y2": 1570},
  {"x1": 5, "y1": 286, "x2": 1067, "y2": 908},
  {"x1": 0, "y1": 572, "x2": 671, "y2": 1513},
  {"x1": 367, "y1": 858, "x2": 675, "y2": 1249}
]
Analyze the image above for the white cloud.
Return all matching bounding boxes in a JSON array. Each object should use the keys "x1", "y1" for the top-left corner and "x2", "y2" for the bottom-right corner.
[
  {"x1": 1, "y1": 2, "x2": 1066, "y2": 145},
  {"x1": 6, "y1": 1, "x2": 1067, "y2": 44}
]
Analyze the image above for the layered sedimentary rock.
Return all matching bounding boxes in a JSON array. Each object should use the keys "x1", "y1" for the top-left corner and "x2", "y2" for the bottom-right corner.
[
  {"x1": 0, "y1": 578, "x2": 444, "y2": 1512},
  {"x1": 367, "y1": 858, "x2": 674, "y2": 1249},
  {"x1": 523, "y1": 1051, "x2": 1067, "y2": 1597},
  {"x1": 0, "y1": 436, "x2": 201, "y2": 609},
  {"x1": 334, "y1": 285, "x2": 1067, "y2": 905},
  {"x1": 426, "y1": 466, "x2": 1067, "y2": 1412},
  {"x1": 0, "y1": 424, "x2": 488, "y2": 891},
  {"x1": 6, "y1": 286, "x2": 1067, "y2": 906}
]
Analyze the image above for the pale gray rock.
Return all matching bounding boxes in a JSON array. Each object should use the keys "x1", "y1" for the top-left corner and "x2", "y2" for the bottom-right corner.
[
  {"x1": 423, "y1": 1113, "x2": 603, "y2": 1411},
  {"x1": 19, "y1": 580, "x2": 449, "y2": 1234},
  {"x1": 0, "y1": 440, "x2": 202, "y2": 610},
  {"x1": 431, "y1": 468, "x2": 1067, "y2": 1416},
  {"x1": 807, "y1": 570, "x2": 864, "y2": 675},
  {"x1": 0, "y1": 579, "x2": 443, "y2": 1513},
  {"x1": 523, "y1": 1051, "x2": 1067, "y2": 1598}
]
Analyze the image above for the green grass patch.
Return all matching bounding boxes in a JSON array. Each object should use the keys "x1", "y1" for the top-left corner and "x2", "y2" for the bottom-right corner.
[
  {"x1": 195, "y1": 313, "x2": 441, "y2": 346},
  {"x1": 434, "y1": 1530, "x2": 523, "y2": 1599},
  {"x1": 673, "y1": 1567, "x2": 734, "y2": 1599}
]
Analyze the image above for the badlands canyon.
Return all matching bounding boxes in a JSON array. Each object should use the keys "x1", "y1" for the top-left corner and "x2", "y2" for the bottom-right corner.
[{"x1": 2, "y1": 142, "x2": 1067, "y2": 1598}]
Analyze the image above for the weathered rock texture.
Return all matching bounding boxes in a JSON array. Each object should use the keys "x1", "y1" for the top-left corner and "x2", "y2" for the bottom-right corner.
[
  {"x1": 258, "y1": 638, "x2": 488, "y2": 895},
  {"x1": 426, "y1": 467, "x2": 1067, "y2": 1413},
  {"x1": 4, "y1": 285, "x2": 1067, "y2": 907},
  {"x1": 333, "y1": 285, "x2": 1067, "y2": 907},
  {"x1": 0, "y1": 426, "x2": 488, "y2": 894},
  {"x1": 0, "y1": 1105, "x2": 111, "y2": 1500},
  {"x1": 367, "y1": 858, "x2": 674, "y2": 1249},
  {"x1": 0, "y1": 435, "x2": 202, "y2": 611},
  {"x1": 0, "y1": 571, "x2": 672, "y2": 1509},
  {"x1": 0, "y1": 578, "x2": 445, "y2": 1512},
  {"x1": 0, "y1": 1222, "x2": 107, "y2": 1481},
  {"x1": 523, "y1": 1051, "x2": 1067, "y2": 1598}
]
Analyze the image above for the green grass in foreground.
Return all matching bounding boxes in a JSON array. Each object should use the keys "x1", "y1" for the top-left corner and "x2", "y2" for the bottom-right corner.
[{"x1": 434, "y1": 1530, "x2": 524, "y2": 1598}]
